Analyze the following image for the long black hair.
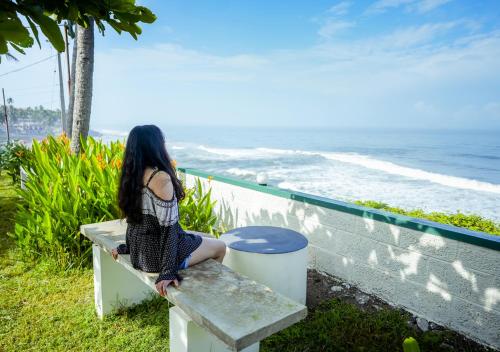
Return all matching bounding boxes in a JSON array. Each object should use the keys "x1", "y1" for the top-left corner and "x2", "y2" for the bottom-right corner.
[{"x1": 118, "y1": 125, "x2": 184, "y2": 223}]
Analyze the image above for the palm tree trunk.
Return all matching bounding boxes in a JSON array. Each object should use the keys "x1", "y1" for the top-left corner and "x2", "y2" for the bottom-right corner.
[
  {"x1": 70, "y1": 19, "x2": 94, "y2": 154},
  {"x1": 66, "y1": 26, "x2": 77, "y2": 137}
]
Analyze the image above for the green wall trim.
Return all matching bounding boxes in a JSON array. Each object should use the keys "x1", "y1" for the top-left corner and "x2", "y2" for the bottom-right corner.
[{"x1": 178, "y1": 167, "x2": 500, "y2": 251}]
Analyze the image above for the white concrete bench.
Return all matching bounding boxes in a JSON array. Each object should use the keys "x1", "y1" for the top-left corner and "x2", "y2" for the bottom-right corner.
[{"x1": 81, "y1": 219, "x2": 307, "y2": 352}]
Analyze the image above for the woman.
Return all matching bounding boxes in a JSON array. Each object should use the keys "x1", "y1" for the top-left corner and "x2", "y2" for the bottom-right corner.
[{"x1": 111, "y1": 125, "x2": 226, "y2": 297}]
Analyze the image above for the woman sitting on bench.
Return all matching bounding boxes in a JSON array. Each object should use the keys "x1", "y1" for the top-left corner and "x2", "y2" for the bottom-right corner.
[{"x1": 111, "y1": 124, "x2": 227, "y2": 297}]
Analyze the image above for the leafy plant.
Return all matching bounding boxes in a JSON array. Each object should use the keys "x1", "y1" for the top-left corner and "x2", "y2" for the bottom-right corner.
[
  {"x1": 11, "y1": 135, "x2": 222, "y2": 269},
  {"x1": 12, "y1": 134, "x2": 124, "y2": 268},
  {"x1": 0, "y1": 140, "x2": 32, "y2": 183},
  {"x1": 355, "y1": 200, "x2": 500, "y2": 236},
  {"x1": 403, "y1": 337, "x2": 421, "y2": 352},
  {"x1": 179, "y1": 178, "x2": 221, "y2": 237}
]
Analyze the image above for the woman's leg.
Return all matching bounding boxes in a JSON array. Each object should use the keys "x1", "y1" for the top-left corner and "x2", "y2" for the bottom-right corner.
[{"x1": 188, "y1": 237, "x2": 226, "y2": 267}]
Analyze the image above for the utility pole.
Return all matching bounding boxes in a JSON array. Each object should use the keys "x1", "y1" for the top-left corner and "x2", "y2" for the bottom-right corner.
[
  {"x1": 57, "y1": 52, "x2": 67, "y2": 134},
  {"x1": 2, "y1": 88, "x2": 10, "y2": 144},
  {"x1": 64, "y1": 24, "x2": 71, "y2": 97}
]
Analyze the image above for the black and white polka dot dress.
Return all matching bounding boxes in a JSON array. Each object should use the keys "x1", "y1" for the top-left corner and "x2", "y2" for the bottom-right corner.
[{"x1": 116, "y1": 168, "x2": 203, "y2": 284}]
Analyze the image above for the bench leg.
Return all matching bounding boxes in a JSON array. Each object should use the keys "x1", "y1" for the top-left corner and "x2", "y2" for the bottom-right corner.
[
  {"x1": 169, "y1": 306, "x2": 260, "y2": 352},
  {"x1": 92, "y1": 244, "x2": 155, "y2": 318}
]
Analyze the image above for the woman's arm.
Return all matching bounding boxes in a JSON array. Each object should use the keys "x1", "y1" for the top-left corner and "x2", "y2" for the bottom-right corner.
[
  {"x1": 149, "y1": 170, "x2": 180, "y2": 294},
  {"x1": 156, "y1": 224, "x2": 180, "y2": 284},
  {"x1": 112, "y1": 228, "x2": 130, "y2": 259},
  {"x1": 116, "y1": 243, "x2": 129, "y2": 254}
]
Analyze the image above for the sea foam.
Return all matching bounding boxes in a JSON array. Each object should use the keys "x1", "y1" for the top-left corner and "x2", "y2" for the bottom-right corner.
[{"x1": 198, "y1": 145, "x2": 500, "y2": 194}]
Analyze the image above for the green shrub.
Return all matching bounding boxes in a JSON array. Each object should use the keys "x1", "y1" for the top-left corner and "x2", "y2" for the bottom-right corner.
[
  {"x1": 355, "y1": 200, "x2": 500, "y2": 236},
  {"x1": 11, "y1": 134, "x2": 221, "y2": 269},
  {"x1": 0, "y1": 140, "x2": 33, "y2": 183},
  {"x1": 179, "y1": 178, "x2": 221, "y2": 236},
  {"x1": 12, "y1": 135, "x2": 124, "y2": 268}
]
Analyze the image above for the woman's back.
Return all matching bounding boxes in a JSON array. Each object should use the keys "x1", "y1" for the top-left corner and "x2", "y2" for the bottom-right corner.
[
  {"x1": 117, "y1": 166, "x2": 202, "y2": 283},
  {"x1": 141, "y1": 166, "x2": 179, "y2": 227}
]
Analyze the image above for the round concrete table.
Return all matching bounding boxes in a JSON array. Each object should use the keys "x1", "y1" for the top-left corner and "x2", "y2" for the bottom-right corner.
[{"x1": 221, "y1": 226, "x2": 308, "y2": 304}]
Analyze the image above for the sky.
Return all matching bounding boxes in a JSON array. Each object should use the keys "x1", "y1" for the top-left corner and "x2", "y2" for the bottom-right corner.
[{"x1": 1, "y1": 0, "x2": 500, "y2": 131}]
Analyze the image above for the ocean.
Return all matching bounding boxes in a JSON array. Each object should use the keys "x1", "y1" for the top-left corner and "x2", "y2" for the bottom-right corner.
[
  {"x1": 100, "y1": 126, "x2": 500, "y2": 223},
  {"x1": 3, "y1": 127, "x2": 500, "y2": 222}
]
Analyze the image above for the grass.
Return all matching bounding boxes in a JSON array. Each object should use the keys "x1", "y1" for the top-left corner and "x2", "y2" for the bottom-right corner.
[
  {"x1": 0, "y1": 175, "x2": 492, "y2": 351},
  {"x1": 355, "y1": 200, "x2": 500, "y2": 236},
  {"x1": 261, "y1": 299, "x2": 454, "y2": 352},
  {"x1": 0, "y1": 175, "x2": 172, "y2": 351}
]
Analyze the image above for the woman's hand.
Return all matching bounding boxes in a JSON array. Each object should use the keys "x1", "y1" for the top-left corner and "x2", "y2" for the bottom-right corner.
[
  {"x1": 111, "y1": 248, "x2": 119, "y2": 260},
  {"x1": 155, "y1": 279, "x2": 180, "y2": 297}
]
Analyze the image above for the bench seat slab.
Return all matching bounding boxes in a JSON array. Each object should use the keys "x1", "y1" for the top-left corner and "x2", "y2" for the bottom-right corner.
[{"x1": 81, "y1": 219, "x2": 307, "y2": 351}]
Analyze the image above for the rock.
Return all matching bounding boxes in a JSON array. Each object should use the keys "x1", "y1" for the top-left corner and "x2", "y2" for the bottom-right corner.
[
  {"x1": 330, "y1": 286, "x2": 343, "y2": 292},
  {"x1": 416, "y1": 317, "x2": 429, "y2": 332},
  {"x1": 342, "y1": 283, "x2": 351, "y2": 289},
  {"x1": 429, "y1": 322, "x2": 441, "y2": 330},
  {"x1": 355, "y1": 293, "x2": 370, "y2": 305},
  {"x1": 439, "y1": 342, "x2": 454, "y2": 350},
  {"x1": 372, "y1": 304, "x2": 382, "y2": 311}
]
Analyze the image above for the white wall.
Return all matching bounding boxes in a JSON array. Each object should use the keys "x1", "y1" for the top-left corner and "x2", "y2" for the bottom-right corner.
[{"x1": 182, "y1": 172, "x2": 500, "y2": 349}]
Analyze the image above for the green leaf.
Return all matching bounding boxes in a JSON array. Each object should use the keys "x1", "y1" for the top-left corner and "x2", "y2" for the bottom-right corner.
[
  {"x1": 136, "y1": 6, "x2": 157, "y2": 23},
  {"x1": 67, "y1": 5, "x2": 79, "y2": 22},
  {"x1": 9, "y1": 42, "x2": 26, "y2": 54},
  {"x1": 107, "y1": 19, "x2": 123, "y2": 34},
  {"x1": 0, "y1": 15, "x2": 30, "y2": 43},
  {"x1": 0, "y1": 35, "x2": 8, "y2": 54},
  {"x1": 29, "y1": 11, "x2": 65, "y2": 52},
  {"x1": 402, "y1": 337, "x2": 420, "y2": 352},
  {"x1": 26, "y1": 16, "x2": 41, "y2": 48}
]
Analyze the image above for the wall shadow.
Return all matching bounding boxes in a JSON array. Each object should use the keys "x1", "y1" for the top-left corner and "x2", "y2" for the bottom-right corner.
[{"x1": 198, "y1": 176, "x2": 500, "y2": 348}]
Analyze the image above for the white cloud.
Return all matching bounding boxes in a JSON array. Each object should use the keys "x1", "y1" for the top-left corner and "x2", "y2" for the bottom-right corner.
[
  {"x1": 89, "y1": 25, "x2": 500, "y2": 129},
  {"x1": 381, "y1": 22, "x2": 458, "y2": 48},
  {"x1": 413, "y1": 0, "x2": 452, "y2": 13},
  {"x1": 2, "y1": 16, "x2": 500, "y2": 130},
  {"x1": 366, "y1": 0, "x2": 452, "y2": 14},
  {"x1": 318, "y1": 20, "x2": 355, "y2": 39},
  {"x1": 328, "y1": 1, "x2": 352, "y2": 16},
  {"x1": 366, "y1": 0, "x2": 415, "y2": 14},
  {"x1": 315, "y1": 3, "x2": 355, "y2": 40}
]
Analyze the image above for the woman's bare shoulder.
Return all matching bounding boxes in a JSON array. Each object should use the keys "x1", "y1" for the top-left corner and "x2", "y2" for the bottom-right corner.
[
  {"x1": 149, "y1": 170, "x2": 173, "y2": 200},
  {"x1": 155, "y1": 170, "x2": 171, "y2": 182}
]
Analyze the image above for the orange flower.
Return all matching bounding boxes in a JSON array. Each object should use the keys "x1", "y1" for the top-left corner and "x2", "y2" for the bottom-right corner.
[
  {"x1": 110, "y1": 158, "x2": 123, "y2": 169},
  {"x1": 41, "y1": 139, "x2": 48, "y2": 152},
  {"x1": 207, "y1": 175, "x2": 214, "y2": 183},
  {"x1": 58, "y1": 133, "x2": 70, "y2": 145},
  {"x1": 171, "y1": 159, "x2": 177, "y2": 169}
]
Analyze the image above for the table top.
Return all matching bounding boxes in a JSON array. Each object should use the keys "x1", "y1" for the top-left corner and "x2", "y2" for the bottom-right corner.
[{"x1": 220, "y1": 226, "x2": 308, "y2": 254}]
